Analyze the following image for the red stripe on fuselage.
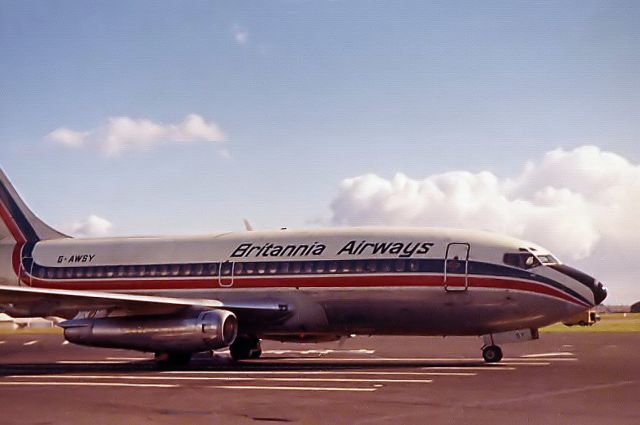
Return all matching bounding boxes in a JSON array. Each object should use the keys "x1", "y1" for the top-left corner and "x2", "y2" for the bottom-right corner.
[{"x1": 25, "y1": 273, "x2": 591, "y2": 308}]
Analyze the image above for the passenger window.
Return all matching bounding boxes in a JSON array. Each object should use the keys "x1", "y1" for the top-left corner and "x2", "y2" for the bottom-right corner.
[
  {"x1": 315, "y1": 261, "x2": 326, "y2": 273},
  {"x1": 85, "y1": 267, "x2": 94, "y2": 278},
  {"x1": 170, "y1": 265, "x2": 180, "y2": 276},
  {"x1": 234, "y1": 263, "x2": 245, "y2": 276},
  {"x1": 268, "y1": 263, "x2": 278, "y2": 274},
  {"x1": 192, "y1": 264, "x2": 203, "y2": 276},
  {"x1": 395, "y1": 260, "x2": 406, "y2": 272},
  {"x1": 158, "y1": 265, "x2": 169, "y2": 277},
  {"x1": 291, "y1": 262, "x2": 302, "y2": 274},
  {"x1": 244, "y1": 262, "x2": 255, "y2": 275},
  {"x1": 256, "y1": 262, "x2": 266, "y2": 275},
  {"x1": 328, "y1": 261, "x2": 338, "y2": 273},
  {"x1": 354, "y1": 260, "x2": 365, "y2": 273},
  {"x1": 147, "y1": 265, "x2": 157, "y2": 277},
  {"x1": 303, "y1": 262, "x2": 313, "y2": 274},
  {"x1": 408, "y1": 260, "x2": 419, "y2": 272},
  {"x1": 340, "y1": 261, "x2": 352, "y2": 273},
  {"x1": 137, "y1": 265, "x2": 146, "y2": 277},
  {"x1": 75, "y1": 268, "x2": 85, "y2": 278},
  {"x1": 114, "y1": 266, "x2": 124, "y2": 278},
  {"x1": 207, "y1": 263, "x2": 218, "y2": 276},
  {"x1": 278, "y1": 262, "x2": 290, "y2": 274},
  {"x1": 94, "y1": 267, "x2": 105, "y2": 278},
  {"x1": 366, "y1": 260, "x2": 377, "y2": 273},
  {"x1": 221, "y1": 262, "x2": 233, "y2": 276},
  {"x1": 380, "y1": 260, "x2": 391, "y2": 272},
  {"x1": 105, "y1": 267, "x2": 115, "y2": 278},
  {"x1": 126, "y1": 266, "x2": 136, "y2": 277},
  {"x1": 182, "y1": 264, "x2": 192, "y2": 276}
]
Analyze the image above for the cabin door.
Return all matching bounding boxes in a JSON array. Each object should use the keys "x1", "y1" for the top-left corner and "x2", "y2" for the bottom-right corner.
[
  {"x1": 218, "y1": 261, "x2": 235, "y2": 287},
  {"x1": 444, "y1": 243, "x2": 469, "y2": 292}
]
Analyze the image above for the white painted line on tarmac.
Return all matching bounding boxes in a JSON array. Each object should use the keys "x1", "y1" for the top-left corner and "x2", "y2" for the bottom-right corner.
[
  {"x1": 0, "y1": 340, "x2": 5, "y2": 344},
  {"x1": 208, "y1": 385, "x2": 377, "y2": 392},
  {"x1": 499, "y1": 361, "x2": 551, "y2": 366},
  {"x1": 10, "y1": 374, "x2": 433, "y2": 384},
  {"x1": 264, "y1": 349, "x2": 376, "y2": 355},
  {"x1": 513, "y1": 358, "x2": 578, "y2": 362},
  {"x1": 422, "y1": 366, "x2": 516, "y2": 371},
  {"x1": 467, "y1": 380, "x2": 640, "y2": 407},
  {"x1": 163, "y1": 370, "x2": 474, "y2": 377},
  {"x1": 23, "y1": 340, "x2": 39, "y2": 346},
  {"x1": 55, "y1": 360, "x2": 130, "y2": 364},
  {"x1": 258, "y1": 357, "x2": 479, "y2": 362},
  {"x1": 106, "y1": 357, "x2": 150, "y2": 361},
  {"x1": 520, "y1": 352, "x2": 575, "y2": 358},
  {"x1": 0, "y1": 381, "x2": 178, "y2": 388},
  {"x1": 62, "y1": 341, "x2": 69, "y2": 345}
]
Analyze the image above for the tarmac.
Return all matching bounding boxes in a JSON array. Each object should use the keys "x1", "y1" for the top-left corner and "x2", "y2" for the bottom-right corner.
[{"x1": 0, "y1": 332, "x2": 638, "y2": 424}]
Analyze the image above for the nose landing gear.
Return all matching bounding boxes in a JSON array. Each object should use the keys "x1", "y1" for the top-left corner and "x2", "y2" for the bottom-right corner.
[{"x1": 482, "y1": 345, "x2": 503, "y2": 363}]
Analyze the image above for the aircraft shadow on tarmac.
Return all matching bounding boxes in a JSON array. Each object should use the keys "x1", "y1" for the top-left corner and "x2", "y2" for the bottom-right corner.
[{"x1": 0, "y1": 356, "x2": 490, "y2": 377}]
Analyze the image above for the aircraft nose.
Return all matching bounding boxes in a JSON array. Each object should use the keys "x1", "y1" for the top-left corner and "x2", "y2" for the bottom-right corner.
[
  {"x1": 548, "y1": 264, "x2": 607, "y2": 306},
  {"x1": 593, "y1": 280, "x2": 607, "y2": 305}
]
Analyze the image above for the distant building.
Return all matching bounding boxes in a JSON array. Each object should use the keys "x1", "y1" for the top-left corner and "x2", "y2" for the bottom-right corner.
[{"x1": 631, "y1": 302, "x2": 640, "y2": 313}]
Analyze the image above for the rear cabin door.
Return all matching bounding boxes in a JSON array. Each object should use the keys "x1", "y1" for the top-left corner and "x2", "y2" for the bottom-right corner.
[
  {"x1": 444, "y1": 243, "x2": 470, "y2": 292},
  {"x1": 218, "y1": 261, "x2": 234, "y2": 287}
]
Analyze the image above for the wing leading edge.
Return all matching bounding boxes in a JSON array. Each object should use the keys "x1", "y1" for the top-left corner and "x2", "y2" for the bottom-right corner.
[{"x1": 0, "y1": 285, "x2": 291, "y2": 321}]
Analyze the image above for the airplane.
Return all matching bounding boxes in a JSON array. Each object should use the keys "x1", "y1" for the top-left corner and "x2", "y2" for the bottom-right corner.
[{"x1": 0, "y1": 168, "x2": 607, "y2": 365}]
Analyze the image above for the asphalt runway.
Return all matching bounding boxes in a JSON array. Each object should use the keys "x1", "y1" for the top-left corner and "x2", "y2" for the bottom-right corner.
[{"x1": 0, "y1": 332, "x2": 638, "y2": 425}]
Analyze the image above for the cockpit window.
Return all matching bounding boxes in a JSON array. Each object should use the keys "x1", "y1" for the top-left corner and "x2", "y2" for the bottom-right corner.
[
  {"x1": 503, "y1": 253, "x2": 541, "y2": 270},
  {"x1": 536, "y1": 254, "x2": 559, "y2": 265}
]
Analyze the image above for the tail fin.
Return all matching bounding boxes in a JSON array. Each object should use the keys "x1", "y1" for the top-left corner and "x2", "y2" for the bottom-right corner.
[{"x1": 0, "y1": 168, "x2": 67, "y2": 242}]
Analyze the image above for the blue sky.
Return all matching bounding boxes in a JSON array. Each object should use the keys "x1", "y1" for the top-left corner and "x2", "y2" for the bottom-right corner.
[{"x1": 1, "y1": 1, "x2": 639, "y2": 301}]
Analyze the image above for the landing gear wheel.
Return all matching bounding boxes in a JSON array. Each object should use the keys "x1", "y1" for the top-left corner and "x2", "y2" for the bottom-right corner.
[
  {"x1": 155, "y1": 352, "x2": 192, "y2": 369},
  {"x1": 230, "y1": 335, "x2": 262, "y2": 361},
  {"x1": 482, "y1": 345, "x2": 503, "y2": 363},
  {"x1": 249, "y1": 343, "x2": 262, "y2": 359}
]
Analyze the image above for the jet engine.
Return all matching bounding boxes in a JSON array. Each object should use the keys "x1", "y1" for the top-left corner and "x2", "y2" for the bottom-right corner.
[{"x1": 61, "y1": 309, "x2": 238, "y2": 353}]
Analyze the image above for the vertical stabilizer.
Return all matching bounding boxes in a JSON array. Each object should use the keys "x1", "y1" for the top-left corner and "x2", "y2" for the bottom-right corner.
[{"x1": 0, "y1": 168, "x2": 68, "y2": 242}]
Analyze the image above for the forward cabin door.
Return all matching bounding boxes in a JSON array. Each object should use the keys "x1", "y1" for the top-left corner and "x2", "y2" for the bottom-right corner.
[
  {"x1": 218, "y1": 261, "x2": 234, "y2": 287},
  {"x1": 444, "y1": 243, "x2": 470, "y2": 292}
]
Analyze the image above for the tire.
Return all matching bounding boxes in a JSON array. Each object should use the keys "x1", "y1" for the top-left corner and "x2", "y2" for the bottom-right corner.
[
  {"x1": 482, "y1": 345, "x2": 503, "y2": 363},
  {"x1": 249, "y1": 344, "x2": 262, "y2": 359},
  {"x1": 155, "y1": 352, "x2": 192, "y2": 369},
  {"x1": 230, "y1": 335, "x2": 261, "y2": 361}
]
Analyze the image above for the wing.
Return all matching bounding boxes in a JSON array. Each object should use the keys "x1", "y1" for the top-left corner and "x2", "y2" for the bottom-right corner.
[{"x1": 0, "y1": 285, "x2": 291, "y2": 322}]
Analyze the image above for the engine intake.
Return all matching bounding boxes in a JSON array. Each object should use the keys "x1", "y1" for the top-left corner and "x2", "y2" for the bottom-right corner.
[{"x1": 61, "y1": 309, "x2": 237, "y2": 353}]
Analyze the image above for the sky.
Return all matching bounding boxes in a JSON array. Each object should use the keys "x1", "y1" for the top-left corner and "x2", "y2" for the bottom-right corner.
[{"x1": 0, "y1": 1, "x2": 639, "y2": 303}]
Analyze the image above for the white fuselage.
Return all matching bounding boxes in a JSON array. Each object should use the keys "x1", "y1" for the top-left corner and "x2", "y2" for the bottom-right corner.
[{"x1": 1, "y1": 227, "x2": 596, "y2": 340}]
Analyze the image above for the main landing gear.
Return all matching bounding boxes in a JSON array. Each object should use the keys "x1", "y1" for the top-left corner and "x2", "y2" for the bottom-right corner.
[
  {"x1": 230, "y1": 335, "x2": 262, "y2": 361},
  {"x1": 482, "y1": 345, "x2": 503, "y2": 363},
  {"x1": 154, "y1": 352, "x2": 193, "y2": 368}
]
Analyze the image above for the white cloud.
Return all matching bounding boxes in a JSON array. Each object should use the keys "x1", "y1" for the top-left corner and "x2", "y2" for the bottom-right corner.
[
  {"x1": 47, "y1": 114, "x2": 225, "y2": 157},
  {"x1": 329, "y1": 146, "x2": 640, "y2": 303},
  {"x1": 231, "y1": 24, "x2": 249, "y2": 45},
  {"x1": 46, "y1": 128, "x2": 89, "y2": 147},
  {"x1": 63, "y1": 215, "x2": 113, "y2": 237}
]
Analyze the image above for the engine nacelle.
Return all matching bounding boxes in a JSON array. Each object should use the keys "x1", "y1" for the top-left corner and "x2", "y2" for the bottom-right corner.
[{"x1": 61, "y1": 309, "x2": 237, "y2": 353}]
